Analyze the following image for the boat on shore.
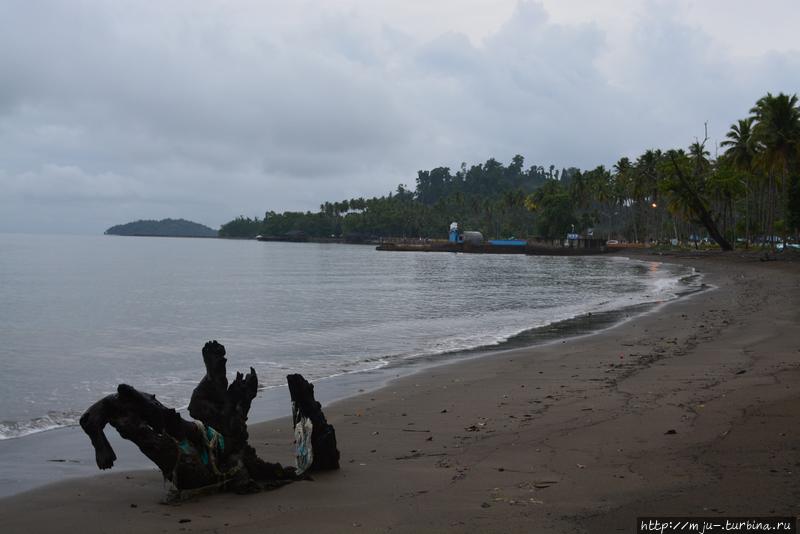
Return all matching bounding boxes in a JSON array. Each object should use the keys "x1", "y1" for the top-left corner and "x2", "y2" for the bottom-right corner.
[
  {"x1": 376, "y1": 223, "x2": 609, "y2": 256},
  {"x1": 376, "y1": 239, "x2": 609, "y2": 255}
]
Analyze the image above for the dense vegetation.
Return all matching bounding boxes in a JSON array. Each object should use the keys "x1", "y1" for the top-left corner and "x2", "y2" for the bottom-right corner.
[
  {"x1": 220, "y1": 92, "x2": 800, "y2": 248},
  {"x1": 105, "y1": 218, "x2": 218, "y2": 237}
]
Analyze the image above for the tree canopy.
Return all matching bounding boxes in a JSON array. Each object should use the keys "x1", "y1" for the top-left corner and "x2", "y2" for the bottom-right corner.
[
  {"x1": 220, "y1": 92, "x2": 800, "y2": 248},
  {"x1": 106, "y1": 218, "x2": 218, "y2": 237}
]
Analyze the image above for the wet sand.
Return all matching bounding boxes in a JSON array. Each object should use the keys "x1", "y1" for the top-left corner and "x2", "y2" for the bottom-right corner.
[{"x1": 1, "y1": 251, "x2": 798, "y2": 533}]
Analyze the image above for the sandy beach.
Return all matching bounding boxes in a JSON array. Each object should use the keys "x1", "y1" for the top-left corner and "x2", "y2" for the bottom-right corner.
[{"x1": 1, "y1": 251, "x2": 798, "y2": 533}]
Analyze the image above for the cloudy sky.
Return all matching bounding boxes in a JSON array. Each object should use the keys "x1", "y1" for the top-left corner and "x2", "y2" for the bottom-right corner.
[{"x1": 1, "y1": 0, "x2": 799, "y2": 234}]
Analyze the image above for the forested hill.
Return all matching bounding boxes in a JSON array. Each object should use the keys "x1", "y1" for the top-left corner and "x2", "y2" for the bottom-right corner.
[
  {"x1": 219, "y1": 91, "x2": 800, "y2": 247},
  {"x1": 105, "y1": 219, "x2": 218, "y2": 237},
  {"x1": 220, "y1": 157, "x2": 579, "y2": 240}
]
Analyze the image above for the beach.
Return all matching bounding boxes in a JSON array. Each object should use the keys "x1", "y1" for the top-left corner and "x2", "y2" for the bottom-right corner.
[{"x1": 0, "y1": 251, "x2": 798, "y2": 533}]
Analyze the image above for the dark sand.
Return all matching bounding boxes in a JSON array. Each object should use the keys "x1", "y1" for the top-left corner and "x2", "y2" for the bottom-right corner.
[{"x1": 1, "y1": 251, "x2": 798, "y2": 533}]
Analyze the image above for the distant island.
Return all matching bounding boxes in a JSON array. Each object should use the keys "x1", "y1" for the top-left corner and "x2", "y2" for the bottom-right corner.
[{"x1": 105, "y1": 219, "x2": 218, "y2": 238}]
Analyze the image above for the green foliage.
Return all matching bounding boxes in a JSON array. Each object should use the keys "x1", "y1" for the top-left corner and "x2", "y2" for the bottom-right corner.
[
  {"x1": 106, "y1": 218, "x2": 218, "y2": 237},
  {"x1": 788, "y1": 174, "x2": 800, "y2": 232},
  {"x1": 721, "y1": 117, "x2": 756, "y2": 172},
  {"x1": 218, "y1": 92, "x2": 800, "y2": 245},
  {"x1": 220, "y1": 155, "x2": 558, "y2": 240},
  {"x1": 749, "y1": 92, "x2": 800, "y2": 240},
  {"x1": 750, "y1": 92, "x2": 800, "y2": 177},
  {"x1": 526, "y1": 180, "x2": 577, "y2": 238},
  {"x1": 218, "y1": 216, "x2": 262, "y2": 238}
]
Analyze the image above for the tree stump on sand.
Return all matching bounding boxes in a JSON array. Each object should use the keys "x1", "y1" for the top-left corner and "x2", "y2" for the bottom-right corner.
[
  {"x1": 287, "y1": 373, "x2": 341, "y2": 473},
  {"x1": 79, "y1": 341, "x2": 338, "y2": 499}
]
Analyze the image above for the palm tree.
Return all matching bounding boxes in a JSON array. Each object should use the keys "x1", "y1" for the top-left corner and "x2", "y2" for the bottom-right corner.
[
  {"x1": 663, "y1": 150, "x2": 733, "y2": 250},
  {"x1": 633, "y1": 150, "x2": 663, "y2": 242},
  {"x1": 611, "y1": 158, "x2": 633, "y2": 240},
  {"x1": 586, "y1": 166, "x2": 611, "y2": 237},
  {"x1": 721, "y1": 118, "x2": 756, "y2": 169},
  {"x1": 721, "y1": 117, "x2": 756, "y2": 245},
  {"x1": 688, "y1": 141, "x2": 711, "y2": 175},
  {"x1": 568, "y1": 170, "x2": 589, "y2": 209},
  {"x1": 662, "y1": 154, "x2": 693, "y2": 243},
  {"x1": 750, "y1": 92, "x2": 800, "y2": 245}
]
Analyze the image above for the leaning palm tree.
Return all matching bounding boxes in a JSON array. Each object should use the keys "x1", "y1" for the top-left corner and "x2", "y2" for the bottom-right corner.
[
  {"x1": 663, "y1": 149, "x2": 733, "y2": 250},
  {"x1": 749, "y1": 92, "x2": 800, "y2": 246}
]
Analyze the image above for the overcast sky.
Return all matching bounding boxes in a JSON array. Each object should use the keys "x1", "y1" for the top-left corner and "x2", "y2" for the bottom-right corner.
[{"x1": 1, "y1": 0, "x2": 799, "y2": 234}]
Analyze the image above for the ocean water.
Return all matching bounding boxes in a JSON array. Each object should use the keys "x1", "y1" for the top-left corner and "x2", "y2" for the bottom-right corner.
[{"x1": 0, "y1": 234, "x2": 695, "y2": 441}]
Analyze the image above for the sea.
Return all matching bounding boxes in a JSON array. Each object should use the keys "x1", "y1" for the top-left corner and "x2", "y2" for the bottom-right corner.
[{"x1": 0, "y1": 233, "x2": 700, "y2": 494}]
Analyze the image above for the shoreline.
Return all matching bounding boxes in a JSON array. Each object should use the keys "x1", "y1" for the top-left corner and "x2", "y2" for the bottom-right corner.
[
  {"x1": 1, "y1": 251, "x2": 798, "y2": 532},
  {"x1": 0, "y1": 255, "x2": 699, "y2": 497},
  {"x1": 0, "y1": 255, "x2": 695, "y2": 443},
  {"x1": 0, "y1": 249, "x2": 686, "y2": 443}
]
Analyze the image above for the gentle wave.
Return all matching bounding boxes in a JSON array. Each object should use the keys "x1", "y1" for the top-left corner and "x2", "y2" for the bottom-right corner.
[
  {"x1": 0, "y1": 261, "x2": 701, "y2": 441},
  {"x1": 0, "y1": 412, "x2": 83, "y2": 440}
]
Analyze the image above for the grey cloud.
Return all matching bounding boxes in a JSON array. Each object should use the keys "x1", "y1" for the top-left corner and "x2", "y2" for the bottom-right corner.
[
  {"x1": 416, "y1": 33, "x2": 479, "y2": 76},
  {"x1": 4, "y1": 165, "x2": 143, "y2": 202},
  {"x1": 0, "y1": 0, "x2": 798, "y2": 234}
]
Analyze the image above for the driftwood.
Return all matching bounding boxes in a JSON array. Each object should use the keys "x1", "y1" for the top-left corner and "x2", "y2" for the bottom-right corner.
[
  {"x1": 288, "y1": 374, "x2": 340, "y2": 472},
  {"x1": 79, "y1": 341, "x2": 339, "y2": 496}
]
